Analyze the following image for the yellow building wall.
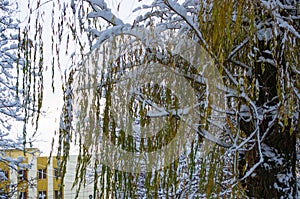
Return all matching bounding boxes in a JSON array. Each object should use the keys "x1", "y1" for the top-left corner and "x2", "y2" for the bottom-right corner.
[
  {"x1": 17, "y1": 156, "x2": 28, "y2": 194},
  {"x1": 53, "y1": 157, "x2": 64, "y2": 198},
  {"x1": 0, "y1": 162, "x2": 10, "y2": 195},
  {"x1": 3, "y1": 148, "x2": 37, "y2": 159},
  {"x1": 0, "y1": 148, "x2": 38, "y2": 198},
  {"x1": 37, "y1": 156, "x2": 48, "y2": 196},
  {"x1": 1, "y1": 150, "x2": 94, "y2": 199}
]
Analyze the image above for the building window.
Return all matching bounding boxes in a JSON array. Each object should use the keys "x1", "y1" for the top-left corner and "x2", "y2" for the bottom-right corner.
[
  {"x1": 0, "y1": 170, "x2": 9, "y2": 181},
  {"x1": 54, "y1": 190, "x2": 62, "y2": 199},
  {"x1": 38, "y1": 169, "x2": 47, "y2": 179},
  {"x1": 38, "y1": 191, "x2": 47, "y2": 199},
  {"x1": 53, "y1": 168, "x2": 61, "y2": 178},
  {"x1": 18, "y1": 169, "x2": 27, "y2": 181},
  {"x1": 19, "y1": 192, "x2": 27, "y2": 199}
]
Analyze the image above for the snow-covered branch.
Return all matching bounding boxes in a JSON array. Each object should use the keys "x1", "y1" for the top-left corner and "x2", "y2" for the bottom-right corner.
[{"x1": 87, "y1": 0, "x2": 124, "y2": 26}]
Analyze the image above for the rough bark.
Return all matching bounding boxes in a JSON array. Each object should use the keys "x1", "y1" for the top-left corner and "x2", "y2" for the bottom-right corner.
[{"x1": 240, "y1": 39, "x2": 297, "y2": 198}]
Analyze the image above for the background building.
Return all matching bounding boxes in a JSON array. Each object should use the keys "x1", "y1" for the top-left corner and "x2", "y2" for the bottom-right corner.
[{"x1": 0, "y1": 149, "x2": 94, "y2": 199}]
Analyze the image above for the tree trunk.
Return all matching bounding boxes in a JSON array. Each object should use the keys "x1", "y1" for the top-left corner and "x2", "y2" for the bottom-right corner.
[
  {"x1": 240, "y1": 38, "x2": 297, "y2": 198},
  {"x1": 244, "y1": 125, "x2": 296, "y2": 198}
]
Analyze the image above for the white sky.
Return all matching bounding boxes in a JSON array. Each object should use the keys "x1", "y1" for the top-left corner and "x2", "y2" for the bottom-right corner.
[{"x1": 12, "y1": 0, "x2": 151, "y2": 155}]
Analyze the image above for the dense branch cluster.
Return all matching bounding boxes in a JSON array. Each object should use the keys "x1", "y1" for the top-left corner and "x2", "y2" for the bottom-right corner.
[
  {"x1": 0, "y1": 1, "x2": 37, "y2": 197},
  {"x1": 44, "y1": 0, "x2": 300, "y2": 198}
]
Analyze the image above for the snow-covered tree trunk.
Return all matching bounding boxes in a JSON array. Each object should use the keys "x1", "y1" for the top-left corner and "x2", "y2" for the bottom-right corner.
[
  {"x1": 238, "y1": 2, "x2": 299, "y2": 197},
  {"x1": 240, "y1": 39, "x2": 297, "y2": 197}
]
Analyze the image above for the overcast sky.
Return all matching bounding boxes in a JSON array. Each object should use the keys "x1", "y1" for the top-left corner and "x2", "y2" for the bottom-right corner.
[{"x1": 12, "y1": 0, "x2": 150, "y2": 155}]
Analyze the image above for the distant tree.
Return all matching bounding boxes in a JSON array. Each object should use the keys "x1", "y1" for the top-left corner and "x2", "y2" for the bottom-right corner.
[
  {"x1": 0, "y1": 0, "x2": 36, "y2": 197},
  {"x1": 0, "y1": 0, "x2": 22, "y2": 139}
]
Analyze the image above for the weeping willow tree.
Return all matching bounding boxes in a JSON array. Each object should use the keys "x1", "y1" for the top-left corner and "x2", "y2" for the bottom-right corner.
[{"x1": 22, "y1": 0, "x2": 299, "y2": 198}]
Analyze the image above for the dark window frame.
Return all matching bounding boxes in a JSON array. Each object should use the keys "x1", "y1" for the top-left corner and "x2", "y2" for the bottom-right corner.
[
  {"x1": 19, "y1": 192, "x2": 27, "y2": 199},
  {"x1": 18, "y1": 169, "x2": 27, "y2": 181},
  {"x1": 38, "y1": 191, "x2": 47, "y2": 199},
  {"x1": 38, "y1": 169, "x2": 47, "y2": 179},
  {"x1": 53, "y1": 168, "x2": 61, "y2": 178},
  {"x1": 54, "y1": 190, "x2": 62, "y2": 199},
  {"x1": 0, "y1": 169, "x2": 9, "y2": 181}
]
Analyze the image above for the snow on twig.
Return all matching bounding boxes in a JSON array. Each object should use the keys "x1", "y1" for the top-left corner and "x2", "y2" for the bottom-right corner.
[
  {"x1": 239, "y1": 129, "x2": 264, "y2": 181},
  {"x1": 87, "y1": 0, "x2": 124, "y2": 25},
  {"x1": 165, "y1": 0, "x2": 210, "y2": 53}
]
